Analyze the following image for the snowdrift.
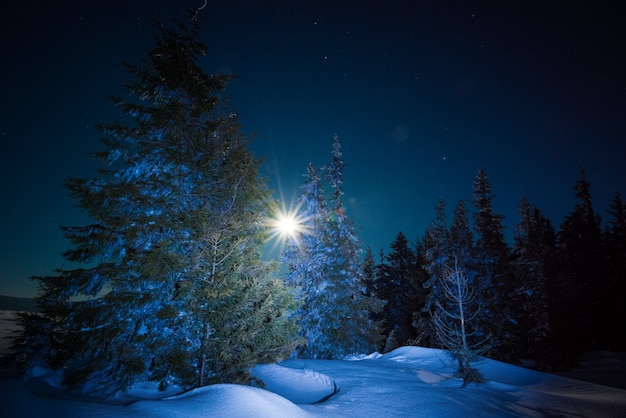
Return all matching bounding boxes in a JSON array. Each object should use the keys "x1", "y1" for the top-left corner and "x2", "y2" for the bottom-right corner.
[
  {"x1": 129, "y1": 384, "x2": 312, "y2": 418},
  {"x1": 2, "y1": 342, "x2": 626, "y2": 417},
  {"x1": 251, "y1": 363, "x2": 338, "y2": 404}
]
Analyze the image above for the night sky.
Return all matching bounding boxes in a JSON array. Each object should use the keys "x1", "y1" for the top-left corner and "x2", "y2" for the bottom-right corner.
[{"x1": 2, "y1": 1, "x2": 625, "y2": 297}]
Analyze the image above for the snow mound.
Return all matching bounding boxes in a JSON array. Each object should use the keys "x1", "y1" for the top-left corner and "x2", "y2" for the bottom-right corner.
[
  {"x1": 129, "y1": 384, "x2": 312, "y2": 418},
  {"x1": 3, "y1": 346, "x2": 626, "y2": 417},
  {"x1": 251, "y1": 363, "x2": 338, "y2": 404},
  {"x1": 110, "y1": 381, "x2": 185, "y2": 405},
  {"x1": 381, "y1": 345, "x2": 447, "y2": 363},
  {"x1": 23, "y1": 364, "x2": 64, "y2": 398},
  {"x1": 347, "y1": 351, "x2": 383, "y2": 360}
]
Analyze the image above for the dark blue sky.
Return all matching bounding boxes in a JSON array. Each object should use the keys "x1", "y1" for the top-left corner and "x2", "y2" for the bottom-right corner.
[{"x1": 2, "y1": 1, "x2": 625, "y2": 297}]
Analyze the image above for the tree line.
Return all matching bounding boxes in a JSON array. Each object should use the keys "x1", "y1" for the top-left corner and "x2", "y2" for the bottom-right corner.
[
  {"x1": 365, "y1": 166, "x2": 626, "y2": 370},
  {"x1": 287, "y1": 137, "x2": 626, "y2": 375}
]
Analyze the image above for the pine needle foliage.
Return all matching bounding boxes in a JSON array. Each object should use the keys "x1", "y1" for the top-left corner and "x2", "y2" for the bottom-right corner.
[
  {"x1": 10, "y1": 14, "x2": 297, "y2": 396},
  {"x1": 284, "y1": 136, "x2": 384, "y2": 358}
]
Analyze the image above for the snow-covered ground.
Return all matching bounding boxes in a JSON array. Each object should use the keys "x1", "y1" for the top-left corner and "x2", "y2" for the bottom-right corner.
[
  {"x1": 0, "y1": 310, "x2": 21, "y2": 354},
  {"x1": 2, "y1": 309, "x2": 626, "y2": 417}
]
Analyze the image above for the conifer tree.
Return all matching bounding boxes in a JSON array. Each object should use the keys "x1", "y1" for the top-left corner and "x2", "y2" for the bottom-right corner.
[
  {"x1": 511, "y1": 195, "x2": 555, "y2": 363},
  {"x1": 557, "y1": 167, "x2": 604, "y2": 352},
  {"x1": 283, "y1": 164, "x2": 331, "y2": 358},
  {"x1": 362, "y1": 247, "x2": 379, "y2": 298},
  {"x1": 471, "y1": 168, "x2": 512, "y2": 357},
  {"x1": 449, "y1": 201, "x2": 474, "y2": 266},
  {"x1": 411, "y1": 241, "x2": 433, "y2": 346},
  {"x1": 11, "y1": 14, "x2": 297, "y2": 394},
  {"x1": 284, "y1": 136, "x2": 383, "y2": 358},
  {"x1": 421, "y1": 199, "x2": 451, "y2": 347},
  {"x1": 423, "y1": 198, "x2": 451, "y2": 286},
  {"x1": 603, "y1": 192, "x2": 626, "y2": 350},
  {"x1": 379, "y1": 232, "x2": 421, "y2": 346},
  {"x1": 321, "y1": 135, "x2": 385, "y2": 355},
  {"x1": 423, "y1": 200, "x2": 476, "y2": 349}
]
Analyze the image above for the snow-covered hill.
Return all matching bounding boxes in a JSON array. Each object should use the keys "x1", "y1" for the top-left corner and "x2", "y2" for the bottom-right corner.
[
  {"x1": 2, "y1": 307, "x2": 625, "y2": 417},
  {"x1": 2, "y1": 342, "x2": 626, "y2": 417}
]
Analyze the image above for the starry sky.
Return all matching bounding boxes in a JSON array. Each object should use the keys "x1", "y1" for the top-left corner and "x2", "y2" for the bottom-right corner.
[{"x1": 1, "y1": 1, "x2": 625, "y2": 297}]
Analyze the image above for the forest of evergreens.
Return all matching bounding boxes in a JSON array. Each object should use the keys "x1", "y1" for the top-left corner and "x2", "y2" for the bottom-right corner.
[{"x1": 364, "y1": 166, "x2": 626, "y2": 370}]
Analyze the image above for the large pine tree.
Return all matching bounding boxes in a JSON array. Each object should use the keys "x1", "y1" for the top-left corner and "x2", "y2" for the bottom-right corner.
[{"x1": 11, "y1": 15, "x2": 297, "y2": 395}]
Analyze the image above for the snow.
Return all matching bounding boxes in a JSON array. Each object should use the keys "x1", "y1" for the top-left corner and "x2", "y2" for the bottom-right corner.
[
  {"x1": 251, "y1": 363, "x2": 337, "y2": 404},
  {"x1": 0, "y1": 311, "x2": 20, "y2": 354},
  {"x1": 128, "y1": 385, "x2": 313, "y2": 418},
  {"x1": 2, "y1": 311, "x2": 626, "y2": 417}
]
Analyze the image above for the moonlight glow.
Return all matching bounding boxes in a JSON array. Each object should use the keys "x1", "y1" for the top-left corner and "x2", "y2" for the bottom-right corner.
[
  {"x1": 276, "y1": 214, "x2": 299, "y2": 238},
  {"x1": 267, "y1": 204, "x2": 308, "y2": 253},
  {"x1": 271, "y1": 209, "x2": 304, "y2": 241}
]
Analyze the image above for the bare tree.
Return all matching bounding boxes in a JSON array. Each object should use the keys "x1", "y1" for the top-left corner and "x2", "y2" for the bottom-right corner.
[{"x1": 432, "y1": 256, "x2": 489, "y2": 386}]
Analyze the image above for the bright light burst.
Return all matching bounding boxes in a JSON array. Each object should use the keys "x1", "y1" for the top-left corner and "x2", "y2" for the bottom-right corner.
[
  {"x1": 276, "y1": 213, "x2": 299, "y2": 239},
  {"x1": 266, "y1": 204, "x2": 308, "y2": 253},
  {"x1": 270, "y1": 208, "x2": 304, "y2": 240}
]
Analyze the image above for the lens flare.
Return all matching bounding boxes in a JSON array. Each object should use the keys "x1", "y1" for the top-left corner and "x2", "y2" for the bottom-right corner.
[
  {"x1": 266, "y1": 202, "x2": 308, "y2": 256},
  {"x1": 275, "y1": 212, "x2": 300, "y2": 239},
  {"x1": 270, "y1": 207, "x2": 304, "y2": 241}
]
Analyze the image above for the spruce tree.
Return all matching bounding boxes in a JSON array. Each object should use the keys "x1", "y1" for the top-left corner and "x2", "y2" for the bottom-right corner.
[
  {"x1": 321, "y1": 135, "x2": 384, "y2": 356},
  {"x1": 379, "y1": 231, "x2": 421, "y2": 347},
  {"x1": 423, "y1": 200, "x2": 476, "y2": 350},
  {"x1": 411, "y1": 241, "x2": 433, "y2": 346},
  {"x1": 471, "y1": 168, "x2": 512, "y2": 358},
  {"x1": 284, "y1": 137, "x2": 383, "y2": 358},
  {"x1": 11, "y1": 15, "x2": 297, "y2": 395},
  {"x1": 423, "y1": 198, "x2": 451, "y2": 285},
  {"x1": 422, "y1": 198, "x2": 451, "y2": 347},
  {"x1": 604, "y1": 192, "x2": 626, "y2": 350},
  {"x1": 511, "y1": 195, "x2": 555, "y2": 364},
  {"x1": 449, "y1": 201, "x2": 474, "y2": 267},
  {"x1": 557, "y1": 167, "x2": 604, "y2": 353},
  {"x1": 283, "y1": 164, "x2": 331, "y2": 358},
  {"x1": 362, "y1": 247, "x2": 379, "y2": 298}
]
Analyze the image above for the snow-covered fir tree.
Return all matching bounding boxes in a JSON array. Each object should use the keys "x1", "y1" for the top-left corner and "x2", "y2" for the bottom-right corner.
[
  {"x1": 284, "y1": 135, "x2": 384, "y2": 358},
  {"x1": 283, "y1": 163, "x2": 332, "y2": 358},
  {"x1": 11, "y1": 15, "x2": 297, "y2": 395}
]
